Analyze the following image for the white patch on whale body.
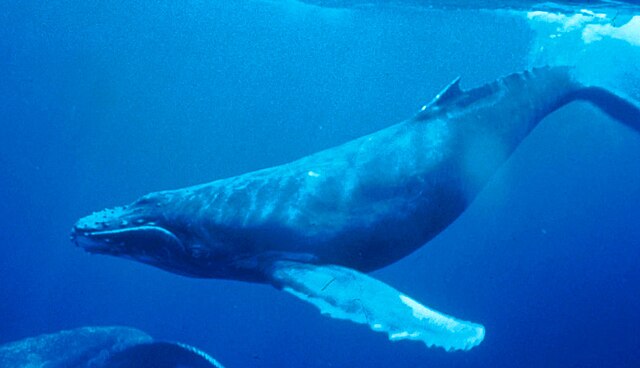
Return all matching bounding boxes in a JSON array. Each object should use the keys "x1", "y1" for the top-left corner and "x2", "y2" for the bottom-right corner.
[
  {"x1": 260, "y1": 200, "x2": 277, "y2": 220},
  {"x1": 243, "y1": 189, "x2": 259, "y2": 225}
]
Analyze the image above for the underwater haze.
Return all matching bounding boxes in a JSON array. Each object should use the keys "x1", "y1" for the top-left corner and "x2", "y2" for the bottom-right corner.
[{"x1": 1, "y1": 1, "x2": 640, "y2": 367}]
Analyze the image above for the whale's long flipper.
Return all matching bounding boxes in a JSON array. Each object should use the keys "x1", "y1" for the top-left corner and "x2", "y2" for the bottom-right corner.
[{"x1": 268, "y1": 261, "x2": 484, "y2": 351}]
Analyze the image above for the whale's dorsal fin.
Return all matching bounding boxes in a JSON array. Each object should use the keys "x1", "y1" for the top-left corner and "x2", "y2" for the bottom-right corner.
[
  {"x1": 267, "y1": 260, "x2": 485, "y2": 351},
  {"x1": 432, "y1": 76, "x2": 462, "y2": 105},
  {"x1": 414, "y1": 76, "x2": 462, "y2": 121}
]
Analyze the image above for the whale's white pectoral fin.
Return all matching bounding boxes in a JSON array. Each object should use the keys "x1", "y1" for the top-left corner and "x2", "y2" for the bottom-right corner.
[{"x1": 268, "y1": 260, "x2": 485, "y2": 351}]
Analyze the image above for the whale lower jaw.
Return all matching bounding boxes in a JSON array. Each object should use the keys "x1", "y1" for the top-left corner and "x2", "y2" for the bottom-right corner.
[
  {"x1": 71, "y1": 226, "x2": 183, "y2": 255},
  {"x1": 73, "y1": 231, "x2": 114, "y2": 254}
]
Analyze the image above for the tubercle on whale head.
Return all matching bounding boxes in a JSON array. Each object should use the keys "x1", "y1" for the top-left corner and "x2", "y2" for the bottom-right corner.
[{"x1": 70, "y1": 190, "x2": 227, "y2": 277}]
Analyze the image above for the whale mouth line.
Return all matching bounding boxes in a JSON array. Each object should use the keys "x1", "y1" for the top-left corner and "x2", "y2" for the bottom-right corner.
[{"x1": 72, "y1": 225, "x2": 182, "y2": 255}]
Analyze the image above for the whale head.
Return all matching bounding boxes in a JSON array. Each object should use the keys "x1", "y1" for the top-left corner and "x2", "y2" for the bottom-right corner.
[{"x1": 71, "y1": 190, "x2": 226, "y2": 278}]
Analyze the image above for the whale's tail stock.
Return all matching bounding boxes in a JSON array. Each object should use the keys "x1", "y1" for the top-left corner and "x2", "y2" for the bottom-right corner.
[
  {"x1": 563, "y1": 79, "x2": 640, "y2": 132},
  {"x1": 555, "y1": 66, "x2": 640, "y2": 131}
]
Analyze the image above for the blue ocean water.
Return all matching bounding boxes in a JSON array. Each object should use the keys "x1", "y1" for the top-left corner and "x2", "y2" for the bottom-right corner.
[{"x1": 1, "y1": 1, "x2": 639, "y2": 367}]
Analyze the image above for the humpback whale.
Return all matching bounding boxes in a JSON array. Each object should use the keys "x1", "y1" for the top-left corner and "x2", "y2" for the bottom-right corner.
[
  {"x1": 0, "y1": 326, "x2": 225, "y2": 368},
  {"x1": 71, "y1": 66, "x2": 640, "y2": 352}
]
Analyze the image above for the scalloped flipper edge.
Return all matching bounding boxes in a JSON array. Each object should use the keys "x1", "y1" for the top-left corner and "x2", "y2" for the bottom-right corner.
[{"x1": 269, "y1": 260, "x2": 485, "y2": 351}]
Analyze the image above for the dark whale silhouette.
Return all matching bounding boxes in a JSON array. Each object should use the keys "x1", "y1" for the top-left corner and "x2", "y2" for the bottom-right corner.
[
  {"x1": 71, "y1": 67, "x2": 640, "y2": 351},
  {"x1": 0, "y1": 326, "x2": 225, "y2": 368}
]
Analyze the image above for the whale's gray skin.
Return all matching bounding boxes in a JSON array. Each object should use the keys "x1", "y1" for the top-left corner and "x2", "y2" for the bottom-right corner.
[
  {"x1": 0, "y1": 326, "x2": 225, "y2": 368},
  {"x1": 71, "y1": 67, "x2": 640, "y2": 351}
]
